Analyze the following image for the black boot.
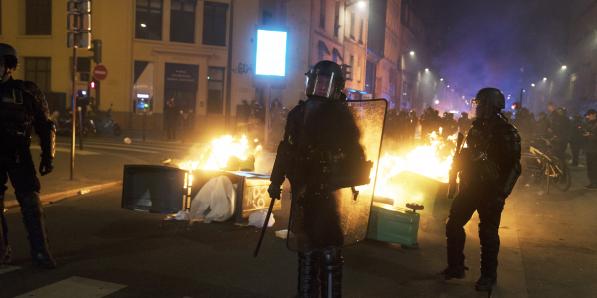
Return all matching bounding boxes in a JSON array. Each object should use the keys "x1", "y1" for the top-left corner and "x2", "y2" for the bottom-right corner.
[
  {"x1": 18, "y1": 192, "x2": 56, "y2": 269},
  {"x1": 0, "y1": 245, "x2": 11, "y2": 265},
  {"x1": 440, "y1": 265, "x2": 468, "y2": 280},
  {"x1": 321, "y1": 248, "x2": 343, "y2": 298},
  {"x1": 475, "y1": 275, "x2": 497, "y2": 292},
  {"x1": 298, "y1": 252, "x2": 320, "y2": 298},
  {"x1": 0, "y1": 197, "x2": 12, "y2": 265}
]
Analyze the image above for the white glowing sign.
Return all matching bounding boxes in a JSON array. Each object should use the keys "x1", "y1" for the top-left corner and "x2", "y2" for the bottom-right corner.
[{"x1": 255, "y1": 29, "x2": 287, "y2": 77}]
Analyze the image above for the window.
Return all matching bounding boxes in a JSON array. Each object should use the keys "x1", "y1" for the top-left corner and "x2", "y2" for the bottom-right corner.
[
  {"x1": 317, "y1": 41, "x2": 330, "y2": 61},
  {"x1": 203, "y1": 1, "x2": 228, "y2": 46},
  {"x1": 359, "y1": 19, "x2": 364, "y2": 43},
  {"x1": 319, "y1": 0, "x2": 326, "y2": 29},
  {"x1": 401, "y1": 0, "x2": 411, "y2": 27},
  {"x1": 24, "y1": 57, "x2": 51, "y2": 92},
  {"x1": 170, "y1": 0, "x2": 196, "y2": 43},
  {"x1": 207, "y1": 67, "x2": 225, "y2": 114},
  {"x1": 262, "y1": 10, "x2": 273, "y2": 25},
  {"x1": 349, "y1": 12, "x2": 355, "y2": 39},
  {"x1": 136, "y1": 0, "x2": 163, "y2": 40},
  {"x1": 333, "y1": 1, "x2": 340, "y2": 37},
  {"x1": 26, "y1": 0, "x2": 51, "y2": 35},
  {"x1": 349, "y1": 55, "x2": 354, "y2": 81}
]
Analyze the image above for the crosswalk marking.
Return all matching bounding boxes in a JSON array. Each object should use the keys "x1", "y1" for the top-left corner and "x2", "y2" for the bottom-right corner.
[
  {"x1": 14, "y1": 276, "x2": 126, "y2": 298},
  {"x1": 0, "y1": 265, "x2": 20, "y2": 275}
]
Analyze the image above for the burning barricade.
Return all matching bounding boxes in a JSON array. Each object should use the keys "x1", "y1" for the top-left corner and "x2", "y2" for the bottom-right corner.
[{"x1": 122, "y1": 134, "x2": 280, "y2": 224}]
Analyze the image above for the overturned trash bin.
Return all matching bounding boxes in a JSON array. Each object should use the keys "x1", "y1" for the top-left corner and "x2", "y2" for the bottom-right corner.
[{"x1": 367, "y1": 202, "x2": 423, "y2": 248}]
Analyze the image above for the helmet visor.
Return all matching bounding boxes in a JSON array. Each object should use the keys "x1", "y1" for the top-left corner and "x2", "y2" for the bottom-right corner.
[
  {"x1": 307, "y1": 72, "x2": 337, "y2": 99},
  {"x1": 0, "y1": 55, "x2": 17, "y2": 69}
]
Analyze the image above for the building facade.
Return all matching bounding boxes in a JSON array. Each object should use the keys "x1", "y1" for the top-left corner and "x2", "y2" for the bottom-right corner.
[
  {"x1": 366, "y1": 0, "x2": 428, "y2": 112},
  {"x1": 1, "y1": 0, "x2": 237, "y2": 138}
]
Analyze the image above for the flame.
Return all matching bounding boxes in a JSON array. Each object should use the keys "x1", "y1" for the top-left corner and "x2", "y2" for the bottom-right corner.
[
  {"x1": 178, "y1": 134, "x2": 262, "y2": 172},
  {"x1": 373, "y1": 131, "x2": 455, "y2": 207}
]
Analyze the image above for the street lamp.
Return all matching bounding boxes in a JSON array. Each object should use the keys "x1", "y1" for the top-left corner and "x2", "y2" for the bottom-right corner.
[
  {"x1": 561, "y1": 65, "x2": 568, "y2": 71},
  {"x1": 409, "y1": 50, "x2": 415, "y2": 56},
  {"x1": 543, "y1": 77, "x2": 547, "y2": 82},
  {"x1": 531, "y1": 83, "x2": 536, "y2": 87},
  {"x1": 424, "y1": 68, "x2": 430, "y2": 72},
  {"x1": 440, "y1": 78, "x2": 444, "y2": 82},
  {"x1": 356, "y1": 0, "x2": 367, "y2": 10}
]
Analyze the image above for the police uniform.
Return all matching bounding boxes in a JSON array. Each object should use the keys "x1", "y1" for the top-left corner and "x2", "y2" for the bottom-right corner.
[
  {"x1": 0, "y1": 43, "x2": 56, "y2": 268},
  {"x1": 269, "y1": 61, "x2": 369, "y2": 298},
  {"x1": 444, "y1": 88, "x2": 521, "y2": 291}
]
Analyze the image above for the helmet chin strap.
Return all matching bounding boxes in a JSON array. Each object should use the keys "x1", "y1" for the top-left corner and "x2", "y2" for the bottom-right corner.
[{"x1": 0, "y1": 68, "x2": 10, "y2": 83}]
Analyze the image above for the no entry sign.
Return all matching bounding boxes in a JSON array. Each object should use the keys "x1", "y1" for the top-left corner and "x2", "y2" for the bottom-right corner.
[{"x1": 93, "y1": 64, "x2": 108, "y2": 81}]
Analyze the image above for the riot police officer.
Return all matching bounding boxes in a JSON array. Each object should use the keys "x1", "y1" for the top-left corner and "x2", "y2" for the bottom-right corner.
[
  {"x1": 0, "y1": 43, "x2": 56, "y2": 268},
  {"x1": 268, "y1": 61, "x2": 370, "y2": 297},
  {"x1": 443, "y1": 88, "x2": 521, "y2": 292}
]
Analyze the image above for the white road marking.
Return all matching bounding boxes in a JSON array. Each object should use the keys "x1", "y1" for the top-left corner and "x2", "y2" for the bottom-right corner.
[
  {"x1": 0, "y1": 265, "x2": 20, "y2": 274},
  {"x1": 14, "y1": 276, "x2": 126, "y2": 298},
  {"x1": 31, "y1": 146, "x2": 99, "y2": 156}
]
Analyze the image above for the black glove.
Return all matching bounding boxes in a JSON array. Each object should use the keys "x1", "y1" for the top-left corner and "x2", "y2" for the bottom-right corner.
[
  {"x1": 267, "y1": 183, "x2": 282, "y2": 200},
  {"x1": 39, "y1": 158, "x2": 54, "y2": 176}
]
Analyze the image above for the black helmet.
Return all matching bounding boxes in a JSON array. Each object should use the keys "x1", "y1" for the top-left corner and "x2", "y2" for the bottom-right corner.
[
  {"x1": 305, "y1": 60, "x2": 346, "y2": 101},
  {"x1": 0, "y1": 43, "x2": 18, "y2": 69},
  {"x1": 472, "y1": 87, "x2": 505, "y2": 119}
]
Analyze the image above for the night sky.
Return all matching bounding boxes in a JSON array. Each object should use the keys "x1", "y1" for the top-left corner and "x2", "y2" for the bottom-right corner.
[{"x1": 419, "y1": 0, "x2": 575, "y2": 98}]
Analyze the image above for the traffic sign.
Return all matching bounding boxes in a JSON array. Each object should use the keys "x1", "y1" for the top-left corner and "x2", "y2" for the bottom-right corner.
[{"x1": 93, "y1": 64, "x2": 108, "y2": 80}]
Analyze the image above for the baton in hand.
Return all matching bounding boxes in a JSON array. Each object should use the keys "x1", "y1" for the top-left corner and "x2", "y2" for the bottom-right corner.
[{"x1": 253, "y1": 195, "x2": 277, "y2": 257}]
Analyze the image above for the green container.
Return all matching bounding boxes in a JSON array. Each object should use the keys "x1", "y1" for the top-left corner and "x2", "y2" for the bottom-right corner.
[{"x1": 367, "y1": 202, "x2": 420, "y2": 248}]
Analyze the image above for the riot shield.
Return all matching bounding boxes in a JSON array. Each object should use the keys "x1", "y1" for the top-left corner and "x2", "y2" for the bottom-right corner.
[{"x1": 287, "y1": 99, "x2": 387, "y2": 252}]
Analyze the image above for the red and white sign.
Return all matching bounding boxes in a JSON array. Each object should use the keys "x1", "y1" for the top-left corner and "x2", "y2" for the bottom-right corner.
[{"x1": 92, "y1": 64, "x2": 108, "y2": 81}]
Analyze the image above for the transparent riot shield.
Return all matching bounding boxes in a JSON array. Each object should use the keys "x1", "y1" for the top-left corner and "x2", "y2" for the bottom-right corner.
[{"x1": 287, "y1": 99, "x2": 387, "y2": 252}]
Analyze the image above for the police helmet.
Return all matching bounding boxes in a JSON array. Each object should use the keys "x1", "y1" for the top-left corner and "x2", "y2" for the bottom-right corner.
[
  {"x1": 0, "y1": 43, "x2": 18, "y2": 69},
  {"x1": 305, "y1": 60, "x2": 346, "y2": 101},
  {"x1": 472, "y1": 87, "x2": 505, "y2": 119}
]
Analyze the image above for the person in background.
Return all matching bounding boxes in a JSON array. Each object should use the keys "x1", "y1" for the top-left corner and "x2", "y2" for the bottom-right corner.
[
  {"x1": 164, "y1": 96, "x2": 178, "y2": 141},
  {"x1": 583, "y1": 109, "x2": 597, "y2": 189}
]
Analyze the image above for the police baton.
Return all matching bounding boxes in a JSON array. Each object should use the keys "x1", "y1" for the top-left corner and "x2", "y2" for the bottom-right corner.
[{"x1": 253, "y1": 195, "x2": 277, "y2": 257}]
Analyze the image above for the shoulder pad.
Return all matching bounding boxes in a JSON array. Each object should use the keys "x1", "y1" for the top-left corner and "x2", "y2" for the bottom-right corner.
[{"x1": 13, "y1": 80, "x2": 42, "y2": 97}]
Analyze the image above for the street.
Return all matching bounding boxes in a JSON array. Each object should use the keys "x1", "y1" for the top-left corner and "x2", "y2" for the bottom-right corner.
[{"x1": 1, "y1": 161, "x2": 595, "y2": 297}]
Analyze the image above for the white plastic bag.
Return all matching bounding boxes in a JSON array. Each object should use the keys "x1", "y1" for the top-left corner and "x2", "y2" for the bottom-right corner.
[
  {"x1": 190, "y1": 175, "x2": 236, "y2": 223},
  {"x1": 248, "y1": 209, "x2": 275, "y2": 228}
]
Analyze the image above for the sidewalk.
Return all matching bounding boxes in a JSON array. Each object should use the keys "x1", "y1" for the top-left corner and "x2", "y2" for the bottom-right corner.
[{"x1": 3, "y1": 139, "x2": 154, "y2": 208}]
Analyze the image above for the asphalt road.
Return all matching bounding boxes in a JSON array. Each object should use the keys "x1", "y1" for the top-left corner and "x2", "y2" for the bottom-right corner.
[{"x1": 1, "y1": 163, "x2": 596, "y2": 297}]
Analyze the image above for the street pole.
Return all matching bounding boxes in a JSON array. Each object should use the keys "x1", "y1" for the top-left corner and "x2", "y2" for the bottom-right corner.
[
  {"x1": 71, "y1": 45, "x2": 77, "y2": 180},
  {"x1": 67, "y1": 0, "x2": 92, "y2": 180},
  {"x1": 520, "y1": 88, "x2": 524, "y2": 109}
]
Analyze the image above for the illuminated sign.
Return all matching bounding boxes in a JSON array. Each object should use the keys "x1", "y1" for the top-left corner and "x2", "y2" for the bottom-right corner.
[{"x1": 255, "y1": 29, "x2": 287, "y2": 77}]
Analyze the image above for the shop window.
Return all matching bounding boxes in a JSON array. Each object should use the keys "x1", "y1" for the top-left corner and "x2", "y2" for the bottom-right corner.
[{"x1": 207, "y1": 67, "x2": 225, "y2": 114}]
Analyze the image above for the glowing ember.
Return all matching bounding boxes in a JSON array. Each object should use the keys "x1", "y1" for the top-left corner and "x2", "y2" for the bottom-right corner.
[{"x1": 178, "y1": 135, "x2": 262, "y2": 172}]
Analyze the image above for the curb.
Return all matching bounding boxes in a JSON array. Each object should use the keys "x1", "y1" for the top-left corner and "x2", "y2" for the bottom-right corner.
[{"x1": 5, "y1": 181, "x2": 122, "y2": 209}]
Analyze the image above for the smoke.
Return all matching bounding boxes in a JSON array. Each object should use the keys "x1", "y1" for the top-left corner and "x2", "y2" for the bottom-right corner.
[{"x1": 426, "y1": 0, "x2": 572, "y2": 101}]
